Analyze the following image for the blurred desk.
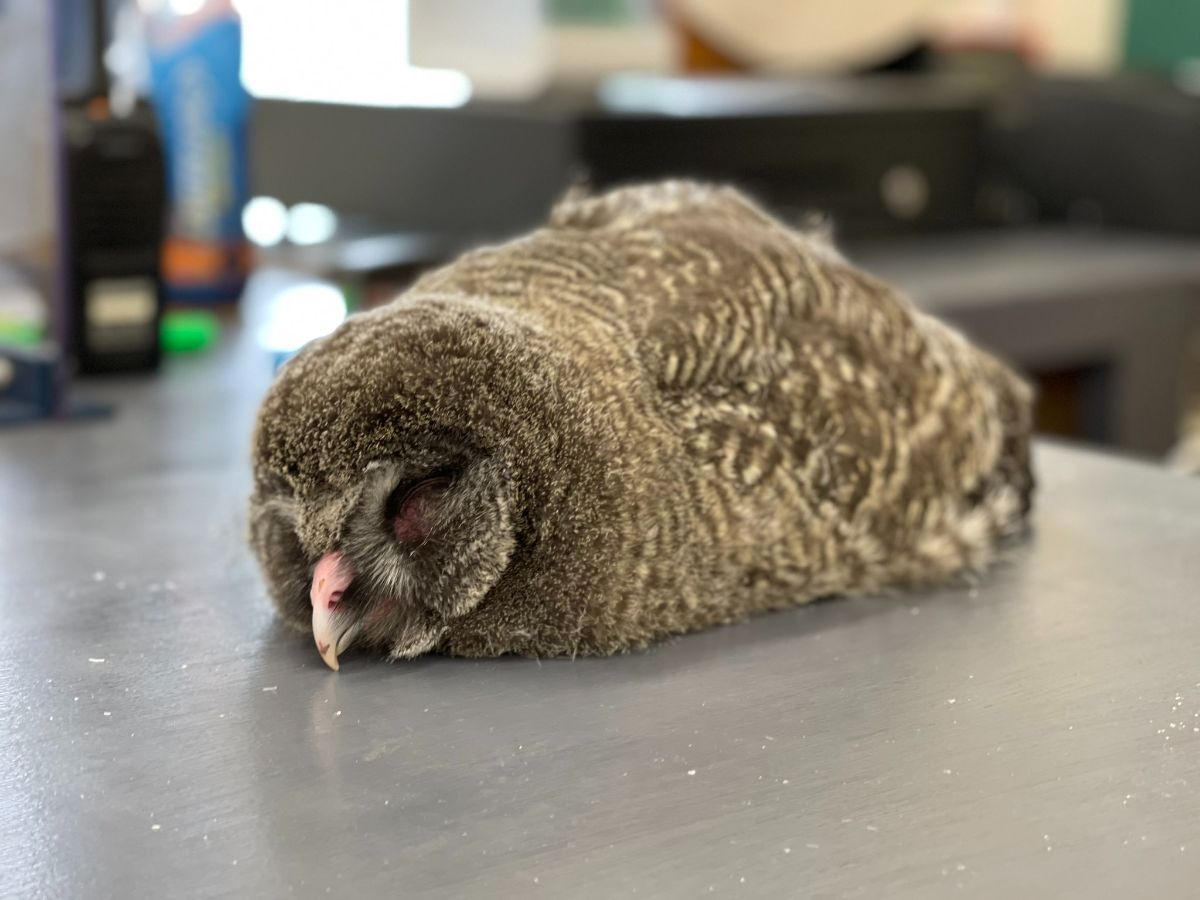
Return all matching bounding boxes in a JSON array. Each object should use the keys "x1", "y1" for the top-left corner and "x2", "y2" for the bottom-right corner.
[
  {"x1": 855, "y1": 228, "x2": 1200, "y2": 455},
  {"x1": 248, "y1": 83, "x2": 1200, "y2": 456},
  {"x1": 1, "y1": 288, "x2": 1199, "y2": 897}
]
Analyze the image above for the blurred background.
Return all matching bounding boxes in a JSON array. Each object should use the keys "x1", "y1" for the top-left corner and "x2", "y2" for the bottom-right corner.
[{"x1": 3, "y1": 0, "x2": 1200, "y2": 469}]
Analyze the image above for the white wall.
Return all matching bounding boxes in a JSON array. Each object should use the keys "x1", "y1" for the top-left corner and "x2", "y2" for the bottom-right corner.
[
  {"x1": 1021, "y1": 0, "x2": 1125, "y2": 72},
  {"x1": 409, "y1": 0, "x2": 551, "y2": 99}
]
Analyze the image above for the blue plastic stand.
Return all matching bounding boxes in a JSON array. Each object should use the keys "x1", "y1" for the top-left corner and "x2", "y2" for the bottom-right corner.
[{"x1": 0, "y1": 344, "x2": 110, "y2": 425}]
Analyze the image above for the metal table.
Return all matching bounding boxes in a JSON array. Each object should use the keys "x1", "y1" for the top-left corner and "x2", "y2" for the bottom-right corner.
[{"x1": 2, "y1": 299, "x2": 1198, "y2": 898}]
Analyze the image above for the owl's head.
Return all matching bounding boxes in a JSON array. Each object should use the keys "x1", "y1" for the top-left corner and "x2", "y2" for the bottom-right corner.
[
  {"x1": 248, "y1": 295, "x2": 558, "y2": 668},
  {"x1": 251, "y1": 433, "x2": 517, "y2": 668}
]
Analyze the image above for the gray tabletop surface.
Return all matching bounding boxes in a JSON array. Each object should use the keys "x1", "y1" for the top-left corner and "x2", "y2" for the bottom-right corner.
[{"x1": 2, "y1": 284, "x2": 1199, "y2": 899}]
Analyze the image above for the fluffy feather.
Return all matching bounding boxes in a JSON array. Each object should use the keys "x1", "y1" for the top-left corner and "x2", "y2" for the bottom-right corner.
[{"x1": 249, "y1": 181, "x2": 1034, "y2": 661}]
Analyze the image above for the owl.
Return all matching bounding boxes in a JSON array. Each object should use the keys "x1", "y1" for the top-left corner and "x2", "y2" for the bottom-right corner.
[{"x1": 249, "y1": 181, "x2": 1033, "y2": 670}]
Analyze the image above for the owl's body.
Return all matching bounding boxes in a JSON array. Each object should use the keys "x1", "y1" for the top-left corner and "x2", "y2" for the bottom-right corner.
[{"x1": 251, "y1": 182, "x2": 1033, "y2": 663}]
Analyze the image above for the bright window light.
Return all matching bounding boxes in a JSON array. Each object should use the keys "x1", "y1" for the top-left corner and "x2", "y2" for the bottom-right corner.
[
  {"x1": 286, "y1": 203, "x2": 338, "y2": 246},
  {"x1": 242, "y1": 196, "x2": 289, "y2": 247},
  {"x1": 169, "y1": 0, "x2": 206, "y2": 15},
  {"x1": 235, "y1": 0, "x2": 472, "y2": 108},
  {"x1": 256, "y1": 282, "x2": 348, "y2": 354}
]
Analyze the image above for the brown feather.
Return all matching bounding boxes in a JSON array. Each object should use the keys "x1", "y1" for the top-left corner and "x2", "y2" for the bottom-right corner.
[{"x1": 249, "y1": 181, "x2": 1034, "y2": 660}]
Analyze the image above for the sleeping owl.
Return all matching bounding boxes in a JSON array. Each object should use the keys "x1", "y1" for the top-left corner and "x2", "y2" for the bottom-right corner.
[{"x1": 250, "y1": 181, "x2": 1034, "y2": 670}]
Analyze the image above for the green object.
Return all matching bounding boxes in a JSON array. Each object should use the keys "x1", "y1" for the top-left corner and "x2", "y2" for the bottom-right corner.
[
  {"x1": 161, "y1": 309, "x2": 220, "y2": 354},
  {"x1": 546, "y1": 0, "x2": 637, "y2": 26},
  {"x1": 1125, "y1": 0, "x2": 1200, "y2": 73},
  {"x1": 0, "y1": 316, "x2": 43, "y2": 347},
  {"x1": 340, "y1": 281, "x2": 363, "y2": 313}
]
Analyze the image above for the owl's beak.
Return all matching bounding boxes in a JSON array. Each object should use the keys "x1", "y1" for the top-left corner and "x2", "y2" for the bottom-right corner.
[{"x1": 310, "y1": 551, "x2": 358, "y2": 671}]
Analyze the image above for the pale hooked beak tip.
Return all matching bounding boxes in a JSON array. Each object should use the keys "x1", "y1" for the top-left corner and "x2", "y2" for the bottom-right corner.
[
  {"x1": 314, "y1": 621, "x2": 361, "y2": 673},
  {"x1": 316, "y1": 637, "x2": 340, "y2": 671},
  {"x1": 310, "y1": 550, "x2": 357, "y2": 672}
]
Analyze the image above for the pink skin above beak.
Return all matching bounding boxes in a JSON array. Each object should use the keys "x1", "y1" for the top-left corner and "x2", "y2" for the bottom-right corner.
[{"x1": 310, "y1": 551, "x2": 358, "y2": 671}]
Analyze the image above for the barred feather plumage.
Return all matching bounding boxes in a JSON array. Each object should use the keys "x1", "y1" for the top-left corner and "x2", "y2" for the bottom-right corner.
[{"x1": 249, "y1": 181, "x2": 1033, "y2": 661}]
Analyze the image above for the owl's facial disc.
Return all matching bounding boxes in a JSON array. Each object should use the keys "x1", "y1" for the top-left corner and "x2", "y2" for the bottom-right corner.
[
  {"x1": 310, "y1": 551, "x2": 358, "y2": 670},
  {"x1": 308, "y1": 477, "x2": 455, "y2": 670},
  {"x1": 301, "y1": 451, "x2": 515, "y2": 670}
]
